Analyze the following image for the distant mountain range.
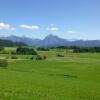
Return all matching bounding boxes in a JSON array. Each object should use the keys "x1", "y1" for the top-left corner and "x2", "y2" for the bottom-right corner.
[
  {"x1": 0, "y1": 34, "x2": 100, "y2": 47},
  {"x1": 0, "y1": 39, "x2": 27, "y2": 47}
]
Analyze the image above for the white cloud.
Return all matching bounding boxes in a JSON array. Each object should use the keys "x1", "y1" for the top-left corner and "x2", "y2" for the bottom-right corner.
[
  {"x1": 10, "y1": 28, "x2": 15, "y2": 31},
  {"x1": 47, "y1": 27, "x2": 59, "y2": 31},
  {"x1": 0, "y1": 22, "x2": 15, "y2": 31},
  {"x1": 20, "y1": 24, "x2": 39, "y2": 30},
  {"x1": 46, "y1": 24, "x2": 59, "y2": 32},
  {"x1": 50, "y1": 24, "x2": 56, "y2": 26},
  {"x1": 67, "y1": 31, "x2": 75, "y2": 34}
]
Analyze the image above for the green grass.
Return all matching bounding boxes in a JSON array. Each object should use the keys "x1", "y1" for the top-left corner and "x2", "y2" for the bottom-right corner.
[{"x1": 0, "y1": 52, "x2": 100, "y2": 100}]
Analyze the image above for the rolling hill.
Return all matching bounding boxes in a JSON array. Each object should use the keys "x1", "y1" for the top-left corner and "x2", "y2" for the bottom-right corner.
[{"x1": 0, "y1": 39, "x2": 27, "y2": 47}]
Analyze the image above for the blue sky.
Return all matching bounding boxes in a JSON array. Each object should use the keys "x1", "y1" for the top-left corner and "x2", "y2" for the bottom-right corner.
[{"x1": 0, "y1": 0, "x2": 100, "y2": 40}]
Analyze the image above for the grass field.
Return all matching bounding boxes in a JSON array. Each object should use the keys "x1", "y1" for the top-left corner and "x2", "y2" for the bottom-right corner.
[{"x1": 0, "y1": 50, "x2": 100, "y2": 100}]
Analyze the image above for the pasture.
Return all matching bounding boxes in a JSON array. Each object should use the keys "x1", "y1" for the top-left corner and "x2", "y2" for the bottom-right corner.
[{"x1": 0, "y1": 48, "x2": 100, "y2": 100}]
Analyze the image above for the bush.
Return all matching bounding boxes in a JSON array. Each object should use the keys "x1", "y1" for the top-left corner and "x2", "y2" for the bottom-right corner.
[
  {"x1": 56, "y1": 54, "x2": 64, "y2": 57},
  {"x1": 11, "y1": 51, "x2": 16, "y2": 55},
  {"x1": 36, "y1": 55, "x2": 43, "y2": 60},
  {"x1": 11, "y1": 56, "x2": 18, "y2": 59},
  {"x1": 30, "y1": 56, "x2": 34, "y2": 60},
  {"x1": 6, "y1": 57, "x2": 9, "y2": 59},
  {"x1": 26, "y1": 57, "x2": 29, "y2": 59},
  {"x1": 0, "y1": 59, "x2": 8, "y2": 68},
  {"x1": 43, "y1": 56, "x2": 47, "y2": 60}
]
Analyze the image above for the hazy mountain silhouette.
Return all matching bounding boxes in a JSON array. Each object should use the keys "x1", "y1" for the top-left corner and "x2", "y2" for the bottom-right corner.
[{"x1": 1, "y1": 34, "x2": 100, "y2": 47}]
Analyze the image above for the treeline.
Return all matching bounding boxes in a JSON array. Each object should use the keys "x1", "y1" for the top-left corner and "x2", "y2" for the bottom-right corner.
[
  {"x1": 50, "y1": 46, "x2": 82, "y2": 49},
  {"x1": 73, "y1": 47, "x2": 100, "y2": 53},
  {"x1": 50, "y1": 46, "x2": 100, "y2": 53},
  {"x1": 36, "y1": 47, "x2": 50, "y2": 51},
  {"x1": 0, "y1": 39, "x2": 27, "y2": 47}
]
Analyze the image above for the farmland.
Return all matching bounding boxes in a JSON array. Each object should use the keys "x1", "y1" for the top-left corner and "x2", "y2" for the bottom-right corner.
[{"x1": 0, "y1": 48, "x2": 100, "y2": 100}]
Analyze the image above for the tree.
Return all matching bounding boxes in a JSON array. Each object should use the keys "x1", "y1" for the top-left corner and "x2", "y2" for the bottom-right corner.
[{"x1": 43, "y1": 56, "x2": 47, "y2": 60}]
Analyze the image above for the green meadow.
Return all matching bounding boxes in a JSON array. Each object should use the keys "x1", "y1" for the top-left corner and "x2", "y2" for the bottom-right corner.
[{"x1": 0, "y1": 49, "x2": 100, "y2": 100}]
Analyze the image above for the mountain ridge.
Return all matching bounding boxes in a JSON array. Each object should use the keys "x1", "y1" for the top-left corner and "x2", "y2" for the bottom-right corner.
[{"x1": 0, "y1": 34, "x2": 100, "y2": 47}]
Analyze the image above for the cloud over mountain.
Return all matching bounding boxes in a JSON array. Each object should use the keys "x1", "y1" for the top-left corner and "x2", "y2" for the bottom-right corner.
[
  {"x1": 20, "y1": 24, "x2": 39, "y2": 30},
  {"x1": 0, "y1": 22, "x2": 15, "y2": 31}
]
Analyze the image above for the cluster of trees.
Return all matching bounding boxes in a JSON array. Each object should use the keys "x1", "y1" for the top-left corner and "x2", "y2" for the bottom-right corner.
[
  {"x1": 16, "y1": 47, "x2": 37, "y2": 55},
  {"x1": 73, "y1": 47, "x2": 100, "y2": 53}
]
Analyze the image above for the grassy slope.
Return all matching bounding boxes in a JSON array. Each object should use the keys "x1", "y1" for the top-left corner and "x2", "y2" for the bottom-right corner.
[{"x1": 0, "y1": 52, "x2": 100, "y2": 100}]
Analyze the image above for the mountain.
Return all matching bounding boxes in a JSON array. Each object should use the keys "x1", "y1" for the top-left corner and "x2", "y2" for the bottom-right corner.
[
  {"x1": 0, "y1": 39, "x2": 27, "y2": 47},
  {"x1": 1, "y1": 35, "x2": 41, "y2": 46},
  {"x1": 1, "y1": 34, "x2": 100, "y2": 47},
  {"x1": 40, "y1": 34, "x2": 70, "y2": 47}
]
